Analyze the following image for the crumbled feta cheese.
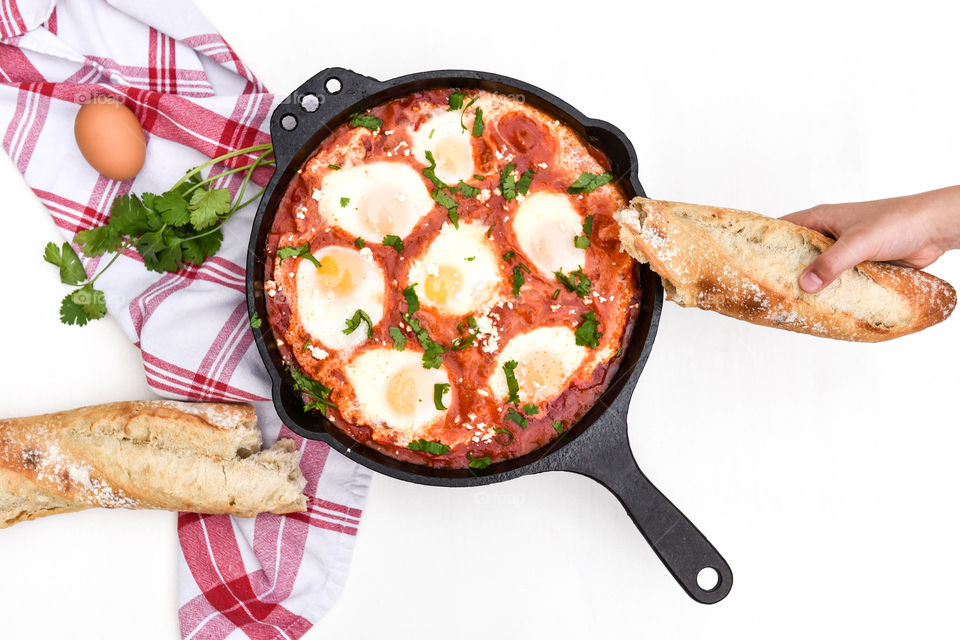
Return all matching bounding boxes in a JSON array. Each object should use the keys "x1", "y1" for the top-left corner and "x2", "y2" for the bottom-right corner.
[{"x1": 309, "y1": 345, "x2": 328, "y2": 360}]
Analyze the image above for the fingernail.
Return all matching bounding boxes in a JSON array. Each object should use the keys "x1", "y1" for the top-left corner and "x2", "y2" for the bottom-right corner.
[{"x1": 800, "y1": 271, "x2": 823, "y2": 293}]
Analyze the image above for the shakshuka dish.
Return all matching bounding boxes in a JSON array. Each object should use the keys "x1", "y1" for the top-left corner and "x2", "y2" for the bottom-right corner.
[{"x1": 263, "y1": 88, "x2": 641, "y2": 469}]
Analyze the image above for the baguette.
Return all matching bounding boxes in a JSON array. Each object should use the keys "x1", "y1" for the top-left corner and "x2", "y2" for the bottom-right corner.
[
  {"x1": 615, "y1": 197, "x2": 956, "y2": 342},
  {"x1": 0, "y1": 401, "x2": 306, "y2": 528}
]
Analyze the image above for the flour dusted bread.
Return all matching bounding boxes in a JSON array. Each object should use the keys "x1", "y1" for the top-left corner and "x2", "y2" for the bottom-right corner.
[
  {"x1": 616, "y1": 197, "x2": 956, "y2": 342},
  {"x1": 0, "y1": 401, "x2": 306, "y2": 528}
]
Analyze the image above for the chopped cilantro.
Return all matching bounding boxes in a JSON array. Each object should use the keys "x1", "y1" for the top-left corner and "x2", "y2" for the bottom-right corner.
[
  {"x1": 614, "y1": 346, "x2": 623, "y2": 358},
  {"x1": 512, "y1": 266, "x2": 525, "y2": 298},
  {"x1": 567, "y1": 172, "x2": 613, "y2": 194},
  {"x1": 340, "y1": 197, "x2": 350, "y2": 208},
  {"x1": 499, "y1": 163, "x2": 517, "y2": 201},
  {"x1": 434, "y1": 383, "x2": 451, "y2": 410},
  {"x1": 382, "y1": 235, "x2": 404, "y2": 252},
  {"x1": 502, "y1": 251, "x2": 515, "y2": 261},
  {"x1": 503, "y1": 360, "x2": 520, "y2": 404},
  {"x1": 389, "y1": 326, "x2": 406, "y2": 351},
  {"x1": 575, "y1": 310, "x2": 602, "y2": 348},
  {"x1": 448, "y1": 91, "x2": 466, "y2": 111},
  {"x1": 465, "y1": 256, "x2": 475, "y2": 262},
  {"x1": 408, "y1": 439, "x2": 450, "y2": 455},
  {"x1": 422, "y1": 150, "x2": 448, "y2": 190},
  {"x1": 493, "y1": 427, "x2": 514, "y2": 444},
  {"x1": 302, "y1": 339, "x2": 311, "y2": 352},
  {"x1": 471, "y1": 107, "x2": 484, "y2": 137},
  {"x1": 403, "y1": 284, "x2": 420, "y2": 315},
  {"x1": 505, "y1": 407, "x2": 528, "y2": 429},
  {"x1": 431, "y1": 188, "x2": 459, "y2": 227},
  {"x1": 354, "y1": 237, "x2": 365, "y2": 249},
  {"x1": 349, "y1": 113, "x2": 382, "y2": 131},
  {"x1": 474, "y1": 174, "x2": 485, "y2": 181},
  {"x1": 555, "y1": 267, "x2": 591, "y2": 296},
  {"x1": 459, "y1": 96, "x2": 478, "y2": 131},
  {"x1": 552, "y1": 420, "x2": 564, "y2": 435},
  {"x1": 328, "y1": 164, "x2": 341, "y2": 170},
  {"x1": 467, "y1": 452, "x2": 492, "y2": 469},
  {"x1": 277, "y1": 243, "x2": 321, "y2": 268},
  {"x1": 583, "y1": 215, "x2": 594, "y2": 235},
  {"x1": 523, "y1": 404, "x2": 539, "y2": 415},
  {"x1": 288, "y1": 367, "x2": 336, "y2": 415},
  {"x1": 343, "y1": 309, "x2": 374, "y2": 338},
  {"x1": 552, "y1": 288, "x2": 560, "y2": 299},
  {"x1": 457, "y1": 180, "x2": 480, "y2": 198},
  {"x1": 43, "y1": 241, "x2": 87, "y2": 285},
  {"x1": 250, "y1": 312, "x2": 262, "y2": 329},
  {"x1": 574, "y1": 235, "x2": 591, "y2": 249},
  {"x1": 516, "y1": 169, "x2": 534, "y2": 195}
]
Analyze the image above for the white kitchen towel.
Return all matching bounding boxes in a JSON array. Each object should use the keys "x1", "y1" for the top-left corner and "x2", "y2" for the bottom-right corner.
[{"x1": 0, "y1": 1, "x2": 371, "y2": 638}]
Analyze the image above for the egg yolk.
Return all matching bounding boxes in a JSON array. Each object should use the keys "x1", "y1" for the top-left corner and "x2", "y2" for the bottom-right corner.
[
  {"x1": 385, "y1": 367, "x2": 422, "y2": 416},
  {"x1": 516, "y1": 351, "x2": 566, "y2": 400},
  {"x1": 434, "y1": 137, "x2": 474, "y2": 182},
  {"x1": 424, "y1": 265, "x2": 463, "y2": 304},
  {"x1": 357, "y1": 185, "x2": 408, "y2": 236},
  {"x1": 314, "y1": 254, "x2": 356, "y2": 296}
]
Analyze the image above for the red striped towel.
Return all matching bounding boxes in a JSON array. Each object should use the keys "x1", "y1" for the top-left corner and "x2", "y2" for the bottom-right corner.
[{"x1": 0, "y1": 2, "x2": 370, "y2": 639}]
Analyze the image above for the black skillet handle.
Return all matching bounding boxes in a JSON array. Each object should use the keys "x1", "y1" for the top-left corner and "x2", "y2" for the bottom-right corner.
[
  {"x1": 269, "y1": 67, "x2": 384, "y2": 169},
  {"x1": 548, "y1": 411, "x2": 733, "y2": 604}
]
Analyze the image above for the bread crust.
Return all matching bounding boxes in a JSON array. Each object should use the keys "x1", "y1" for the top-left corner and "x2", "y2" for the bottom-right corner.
[
  {"x1": 0, "y1": 401, "x2": 307, "y2": 528},
  {"x1": 616, "y1": 197, "x2": 956, "y2": 342}
]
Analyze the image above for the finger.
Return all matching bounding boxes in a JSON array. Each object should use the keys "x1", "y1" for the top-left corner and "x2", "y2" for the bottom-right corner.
[
  {"x1": 799, "y1": 235, "x2": 868, "y2": 293},
  {"x1": 781, "y1": 207, "x2": 833, "y2": 237}
]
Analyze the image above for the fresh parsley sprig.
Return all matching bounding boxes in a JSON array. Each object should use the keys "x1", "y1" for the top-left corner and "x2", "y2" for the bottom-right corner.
[{"x1": 48, "y1": 143, "x2": 274, "y2": 326}]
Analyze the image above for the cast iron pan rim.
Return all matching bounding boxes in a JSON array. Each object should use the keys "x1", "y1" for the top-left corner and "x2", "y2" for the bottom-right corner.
[{"x1": 246, "y1": 67, "x2": 662, "y2": 487}]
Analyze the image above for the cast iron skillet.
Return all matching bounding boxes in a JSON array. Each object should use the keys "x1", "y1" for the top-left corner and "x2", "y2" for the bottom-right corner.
[{"x1": 246, "y1": 68, "x2": 733, "y2": 604}]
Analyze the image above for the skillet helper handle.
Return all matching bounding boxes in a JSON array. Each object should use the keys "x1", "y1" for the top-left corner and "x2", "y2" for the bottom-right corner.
[{"x1": 561, "y1": 420, "x2": 733, "y2": 603}]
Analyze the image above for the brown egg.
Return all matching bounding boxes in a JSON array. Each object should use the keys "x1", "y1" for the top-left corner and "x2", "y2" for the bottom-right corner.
[{"x1": 74, "y1": 98, "x2": 146, "y2": 181}]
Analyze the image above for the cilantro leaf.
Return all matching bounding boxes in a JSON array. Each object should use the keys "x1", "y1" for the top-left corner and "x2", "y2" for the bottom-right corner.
[
  {"x1": 389, "y1": 326, "x2": 406, "y2": 351},
  {"x1": 156, "y1": 190, "x2": 190, "y2": 226},
  {"x1": 340, "y1": 197, "x2": 350, "y2": 208},
  {"x1": 408, "y1": 439, "x2": 450, "y2": 455},
  {"x1": 354, "y1": 237, "x2": 365, "y2": 249},
  {"x1": 505, "y1": 407, "x2": 528, "y2": 429},
  {"x1": 459, "y1": 96, "x2": 478, "y2": 131},
  {"x1": 574, "y1": 235, "x2": 591, "y2": 249},
  {"x1": 44, "y1": 241, "x2": 88, "y2": 285},
  {"x1": 59, "y1": 284, "x2": 107, "y2": 326},
  {"x1": 500, "y1": 163, "x2": 517, "y2": 201},
  {"x1": 555, "y1": 267, "x2": 591, "y2": 297},
  {"x1": 343, "y1": 309, "x2": 374, "y2": 338},
  {"x1": 350, "y1": 113, "x2": 382, "y2": 131},
  {"x1": 422, "y1": 151, "x2": 448, "y2": 190},
  {"x1": 74, "y1": 225, "x2": 122, "y2": 257},
  {"x1": 493, "y1": 427, "x2": 514, "y2": 444},
  {"x1": 467, "y1": 452, "x2": 492, "y2": 470},
  {"x1": 552, "y1": 420, "x2": 564, "y2": 435},
  {"x1": 328, "y1": 164, "x2": 341, "y2": 170},
  {"x1": 503, "y1": 360, "x2": 521, "y2": 404},
  {"x1": 471, "y1": 107, "x2": 484, "y2": 137},
  {"x1": 181, "y1": 228, "x2": 223, "y2": 265},
  {"x1": 250, "y1": 312, "x2": 262, "y2": 329},
  {"x1": 434, "y1": 383, "x2": 450, "y2": 410},
  {"x1": 575, "y1": 310, "x2": 602, "y2": 348},
  {"x1": 516, "y1": 169, "x2": 534, "y2": 195},
  {"x1": 403, "y1": 284, "x2": 420, "y2": 315},
  {"x1": 451, "y1": 333, "x2": 475, "y2": 351},
  {"x1": 383, "y1": 235, "x2": 404, "y2": 252},
  {"x1": 457, "y1": 180, "x2": 480, "y2": 198},
  {"x1": 512, "y1": 265, "x2": 525, "y2": 298},
  {"x1": 448, "y1": 92, "x2": 465, "y2": 110},
  {"x1": 567, "y1": 172, "x2": 613, "y2": 194},
  {"x1": 431, "y1": 188, "x2": 459, "y2": 227},
  {"x1": 108, "y1": 194, "x2": 152, "y2": 236},
  {"x1": 288, "y1": 367, "x2": 336, "y2": 415},
  {"x1": 502, "y1": 251, "x2": 515, "y2": 261},
  {"x1": 583, "y1": 215, "x2": 594, "y2": 235},
  {"x1": 277, "y1": 243, "x2": 322, "y2": 268},
  {"x1": 189, "y1": 188, "x2": 231, "y2": 230},
  {"x1": 523, "y1": 403, "x2": 539, "y2": 415}
]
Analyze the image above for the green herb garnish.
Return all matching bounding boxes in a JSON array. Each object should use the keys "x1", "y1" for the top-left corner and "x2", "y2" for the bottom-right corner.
[
  {"x1": 457, "y1": 180, "x2": 480, "y2": 198},
  {"x1": 343, "y1": 309, "x2": 374, "y2": 338},
  {"x1": 512, "y1": 265, "x2": 525, "y2": 298},
  {"x1": 278, "y1": 243, "x2": 322, "y2": 269},
  {"x1": 383, "y1": 235, "x2": 404, "y2": 252},
  {"x1": 340, "y1": 197, "x2": 350, "y2": 208},
  {"x1": 575, "y1": 310, "x2": 602, "y2": 348},
  {"x1": 493, "y1": 427, "x2": 514, "y2": 444},
  {"x1": 349, "y1": 113, "x2": 382, "y2": 131},
  {"x1": 552, "y1": 289, "x2": 560, "y2": 300},
  {"x1": 328, "y1": 164, "x2": 341, "y2": 170},
  {"x1": 505, "y1": 407, "x2": 528, "y2": 429},
  {"x1": 555, "y1": 267, "x2": 591, "y2": 297},
  {"x1": 43, "y1": 241, "x2": 87, "y2": 285},
  {"x1": 503, "y1": 360, "x2": 520, "y2": 404},
  {"x1": 523, "y1": 404, "x2": 539, "y2": 415},
  {"x1": 552, "y1": 420, "x2": 564, "y2": 435},
  {"x1": 250, "y1": 312, "x2": 262, "y2": 329},
  {"x1": 499, "y1": 163, "x2": 517, "y2": 201},
  {"x1": 389, "y1": 326, "x2": 407, "y2": 351},
  {"x1": 431, "y1": 188, "x2": 459, "y2": 227},
  {"x1": 471, "y1": 107, "x2": 484, "y2": 137},
  {"x1": 567, "y1": 172, "x2": 613, "y2": 194},
  {"x1": 434, "y1": 383, "x2": 451, "y2": 410},
  {"x1": 502, "y1": 251, "x2": 515, "y2": 261},
  {"x1": 467, "y1": 452, "x2": 492, "y2": 469},
  {"x1": 448, "y1": 91, "x2": 466, "y2": 111},
  {"x1": 422, "y1": 150, "x2": 449, "y2": 190},
  {"x1": 574, "y1": 235, "x2": 590, "y2": 249},
  {"x1": 583, "y1": 215, "x2": 594, "y2": 235},
  {"x1": 408, "y1": 439, "x2": 451, "y2": 455},
  {"x1": 354, "y1": 237, "x2": 365, "y2": 249},
  {"x1": 516, "y1": 169, "x2": 534, "y2": 195},
  {"x1": 289, "y1": 366, "x2": 336, "y2": 414}
]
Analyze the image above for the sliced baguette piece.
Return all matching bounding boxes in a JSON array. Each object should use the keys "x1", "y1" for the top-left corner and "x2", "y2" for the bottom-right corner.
[
  {"x1": 0, "y1": 401, "x2": 307, "y2": 528},
  {"x1": 615, "y1": 197, "x2": 956, "y2": 342}
]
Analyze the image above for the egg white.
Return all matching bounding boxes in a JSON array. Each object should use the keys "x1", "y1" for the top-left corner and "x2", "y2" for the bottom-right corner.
[
  {"x1": 407, "y1": 222, "x2": 502, "y2": 317},
  {"x1": 410, "y1": 109, "x2": 477, "y2": 185},
  {"x1": 296, "y1": 246, "x2": 385, "y2": 352},
  {"x1": 513, "y1": 191, "x2": 586, "y2": 276},
  {"x1": 313, "y1": 161, "x2": 434, "y2": 242},
  {"x1": 345, "y1": 347, "x2": 451, "y2": 438},
  {"x1": 488, "y1": 326, "x2": 588, "y2": 404}
]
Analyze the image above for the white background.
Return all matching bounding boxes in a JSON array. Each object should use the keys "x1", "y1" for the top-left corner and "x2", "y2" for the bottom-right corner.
[{"x1": 1, "y1": 1, "x2": 959, "y2": 638}]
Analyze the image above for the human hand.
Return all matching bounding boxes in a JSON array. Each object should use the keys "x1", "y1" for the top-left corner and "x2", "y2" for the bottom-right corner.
[{"x1": 782, "y1": 186, "x2": 960, "y2": 293}]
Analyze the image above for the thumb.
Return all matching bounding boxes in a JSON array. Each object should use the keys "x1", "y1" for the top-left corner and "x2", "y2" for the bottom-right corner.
[{"x1": 799, "y1": 235, "x2": 868, "y2": 293}]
